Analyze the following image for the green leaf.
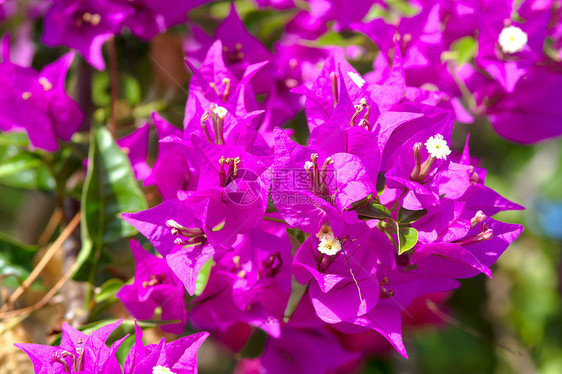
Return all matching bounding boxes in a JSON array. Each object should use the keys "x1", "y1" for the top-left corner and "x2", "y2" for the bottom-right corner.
[
  {"x1": 286, "y1": 230, "x2": 306, "y2": 256},
  {"x1": 363, "y1": 3, "x2": 387, "y2": 22},
  {"x1": 95, "y1": 278, "x2": 124, "y2": 303},
  {"x1": 241, "y1": 329, "x2": 267, "y2": 359},
  {"x1": 398, "y1": 226, "x2": 419, "y2": 255},
  {"x1": 194, "y1": 258, "x2": 214, "y2": 296},
  {"x1": 385, "y1": 0, "x2": 420, "y2": 16},
  {"x1": 357, "y1": 202, "x2": 391, "y2": 220},
  {"x1": 115, "y1": 334, "x2": 136, "y2": 367},
  {"x1": 376, "y1": 173, "x2": 386, "y2": 195},
  {"x1": 255, "y1": 11, "x2": 296, "y2": 42},
  {"x1": 443, "y1": 36, "x2": 478, "y2": 66},
  {"x1": 92, "y1": 71, "x2": 111, "y2": 107},
  {"x1": 0, "y1": 153, "x2": 42, "y2": 178},
  {"x1": 211, "y1": 219, "x2": 226, "y2": 232},
  {"x1": 316, "y1": 32, "x2": 346, "y2": 46},
  {"x1": 74, "y1": 126, "x2": 147, "y2": 285},
  {"x1": 131, "y1": 100, "x2": 166, "y2": 119},
  {"x1": 398, "y1": 207, "x2": 427, "y2": 224},
  {"x1": 283, "y1": 277, "x2": 309, "y2": 323},
  {"x1": 0, "y1": 166, "x2": 55, "y2": 190},
  {"x1": 348, "y1": 195, "x2": 371, "y2": 210},
  {"x1": 123, "y1": 76, "x2": 141, "y2": 106},
  {"x1": 0, "y1": 139, "x2": 55, "y2": 190},
  {"x1": 0, "y1": 234, "x2": 37, "y2": 289},
  {"x1": 0, "y1": 132, "x2": 30, "y2": 147}
]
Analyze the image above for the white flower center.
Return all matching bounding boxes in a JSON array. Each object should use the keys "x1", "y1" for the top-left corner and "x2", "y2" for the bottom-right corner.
[
  {"x1": 498, "y1": 26, "x2": 528, "y2": 54},
  {"x1": 347, "y1": 71, "x2": 365, "y2": 88},
  {"x1": 425, "y1": 134, "x2": 451, "y2": 160},
  {"x1": 152, "y1": 366, "x2": 174, "y2": 374},
  {"x1": 21, "y1": 91, "x2": 32, "y2": 100},
  {"x1": 317, "y1": 235, "x2": 342, "y2": 256},
  {"x1": 212, "y1": 106, "x2": 228, "y2": 119}
]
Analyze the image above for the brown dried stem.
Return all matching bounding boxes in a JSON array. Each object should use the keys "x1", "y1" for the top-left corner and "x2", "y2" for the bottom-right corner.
[
  {"x1": 0, "y1": 261, "x2": 79, "y2": 320},
  {"x1": 0, "y1": 212, "x2": 80, "y2": 313},
  {"x1": 37, "y1": 208, "x2": 63, "y2": 247}
]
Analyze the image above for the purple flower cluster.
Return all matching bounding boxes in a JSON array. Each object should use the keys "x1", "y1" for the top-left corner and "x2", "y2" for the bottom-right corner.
[
  {"x1": 248, "y1": 0, "x2": 562, "y2": 143},
  {"x1": 41, "y1": 0, "x2": 213, "y2": 70},
  {"x1": 0, "y1": 36, "x2": 83, "y2": 151},
  {"x1": 349, "y1": 0, "x2": 562, "y2": 143},
  {"x1": 5, "y1": 0, "x2": 551, "y2": 372},
  {"x1": 16, "y1": 320, "x2": 208, "y2": 374},
  {"x1": 117, "y1": 8, "x2": 523, "y2": 369}
]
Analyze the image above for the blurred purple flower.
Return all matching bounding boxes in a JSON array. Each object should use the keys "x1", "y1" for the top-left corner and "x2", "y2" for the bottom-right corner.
[
  {"x1": 42, "y1": 0, "x2": 132, "y2": 70},
  {"x1": 0, "y1": 41, "x2": 84, "y2": 151},
  {"x1": 116, "y1": 240, "x2": 187, "y2": 334}
]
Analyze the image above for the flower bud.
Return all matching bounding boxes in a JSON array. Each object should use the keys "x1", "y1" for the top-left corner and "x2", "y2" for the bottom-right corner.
[{"x1": 470, "y1": 210, "x2": 487, "y2": 228}]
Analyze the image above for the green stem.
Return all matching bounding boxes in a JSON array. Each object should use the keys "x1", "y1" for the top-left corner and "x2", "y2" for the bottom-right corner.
[
  {"x1": 42, "y1": 153, "x2": 66, "y2": 214},
  {"x1": 448, "y1": 62, "x2": 477, "y2": 112},
  {"x1": 391, "y1": 188, "x2": 408, "y2": 212},
  {"x1": 262, "y1": 216, "x2": 288, "y2": 224}
]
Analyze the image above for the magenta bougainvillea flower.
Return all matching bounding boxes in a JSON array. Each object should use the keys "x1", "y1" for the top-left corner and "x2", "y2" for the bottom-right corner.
[
  {"x1": 144, "y1": 112, "x2": 194, "y2": 200},
  {"x1": 0, "y1": 0, "x2": 16, "y2": 21},
  {"x1": 119, "y1": 35, "x2": 526, "y2": 361},
  {"x1": 481, "y1": 66, "x2": 562, "y2": 144},
  {"x1": 15, "y1": 320, "x2": 127, "y2": 374},
  {"x1": 122, "y1": 199, "x2": 216, "y2": 295},
  {"x1": 7, "y1": 1, "x2": 539, "y2": 370},
  {"x1": 116, "y1": 240, "x2": 187, "y2": 334},
  {"x1": 189, "y1": 222, "x2": 292, "y2": 337},
  {"x1": 113, "y1": 0, "x2": 207, "y2": 41},
  {"x1": 125, "y1": 323, "x2": 208, "y2": 374},
  {"x1": 16, "y1": 320, "x2": 208, "y2": 374},
  {"x1": 235, "y1": 327, "x2": 360, "y2": 374},
  {"x1": 117, "y1": 123, "x2": 151, "y2": 181},
  {"x1": 42, "y1": 0, "x2": 132, "y2": 70},
  {"x1": 0, "y1": 38, "x2": 84, "y2": 151}
]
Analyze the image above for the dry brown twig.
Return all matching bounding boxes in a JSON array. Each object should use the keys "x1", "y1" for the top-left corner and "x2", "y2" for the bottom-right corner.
[
  {"x1": 37, "y1": 208, "x2": 63, "y2": 247},
  {"x1": 0, "y1": 212, "x2": 81, "y2": 314},
  {"x1": 0, "y1": 261, "x2": 79, "y2": 320}
]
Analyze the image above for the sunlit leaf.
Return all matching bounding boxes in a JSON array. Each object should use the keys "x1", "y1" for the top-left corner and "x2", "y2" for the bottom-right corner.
[
  {"x1": 398, "y1": 226, "x2": 418, "y2": 255},
  {"x1": 398, "y1": 207, "x2": 427, "y2": 224},
  {"x1": 74, "y1": 126, "x2": 147, "y2": 284},
  {"x1": 283, "y1": 276, "x2": 309, "y2": 323},
  {"x1": 194, "y1": 258, "x2": 214, "y2": 296},
  {"x1": 0, "y1": 153, "x2": 42, "y2": 178},
  {"x1": 95, "y1": 278, "x2": 124, "y2": 303}
]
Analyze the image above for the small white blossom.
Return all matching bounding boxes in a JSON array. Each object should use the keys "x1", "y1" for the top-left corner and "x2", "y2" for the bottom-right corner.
[
  {"x1": 152, "y1": 366, "x2": 174, "y2": 374},
  {"x1": 425, "y1": 134, "x2": 451, "y2": 160},
  {"x1": 347, "y1": 71, "x2": 365, "y2": 88},
  {"x1": 316, "y1": 224, "x2": 334, "y2": 240},
  {"x1": 498, "y1": 26, "x2": 528, "y2": 54},
  {"x1": 318, "y1": 235, "x2": 342, "y2": 256}
]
